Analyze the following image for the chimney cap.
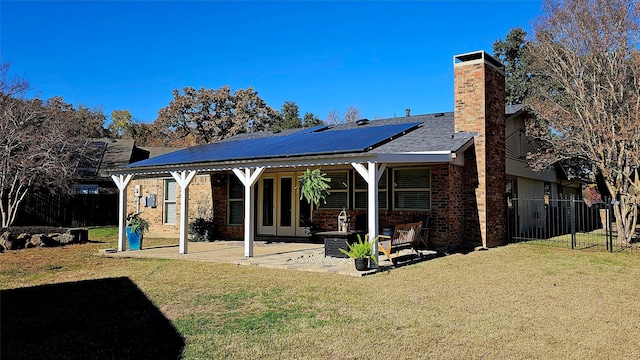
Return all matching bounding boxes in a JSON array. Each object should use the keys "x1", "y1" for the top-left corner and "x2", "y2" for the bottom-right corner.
[
  {"x1": 405, "y1": 108, "x2": 411, "y2": 117},
  {"x1": 454, "y1": 50, "x2": 504, "y2": 74}
]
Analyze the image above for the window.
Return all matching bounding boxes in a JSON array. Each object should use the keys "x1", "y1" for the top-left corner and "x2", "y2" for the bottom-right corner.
[
  {"x1": 393, "y1": 168, "x2": 431, "y2": 210},
  {"x1": 72, "y1": 184, "x2": 99, "y2": 195},
  {"x1": 354, "y1": 170, "x2": 388, "y2": 209},
  {"x1": 320, "y1": 171, "x2": 349, "y2": 209},
  {"x1": 228, "y1": 175, "x2": 244, "y2": 225},
  {"x1": 164, "y1": 179, "x2": 177, "y2": 224}
]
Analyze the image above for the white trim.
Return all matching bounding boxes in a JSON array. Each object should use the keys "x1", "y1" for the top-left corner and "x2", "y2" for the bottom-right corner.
[
  {"x1": 232, "y1": 167, "x2": 265, "y2": 257},
  {"x1": 111, "y1": 174, "x2": 132, "y2": 252},
  {"x1": 170, "y1": 170, "x2": 197, "y2": 254}
]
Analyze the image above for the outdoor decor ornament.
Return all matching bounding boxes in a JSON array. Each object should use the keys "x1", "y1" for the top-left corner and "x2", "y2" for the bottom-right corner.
[{"x1": 337, "y1": 208, "x2": 351, "y2": 233}]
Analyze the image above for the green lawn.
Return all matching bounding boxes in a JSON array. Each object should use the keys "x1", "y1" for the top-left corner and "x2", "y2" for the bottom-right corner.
[{"x1": 2, "y1": 227, "x2": 640, "y2": 359}]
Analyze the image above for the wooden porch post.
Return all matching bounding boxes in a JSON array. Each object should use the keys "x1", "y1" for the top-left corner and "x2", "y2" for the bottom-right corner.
[
  {"x1": 232, "y1": 167, "x2": 265, "y2": 257},
  {"x1": 111, "y1": 174, "x2": 132, "y2": 252},
  {"x1": 170, "y1": 170, "x2": 197, "y2": 254},
  {"x1": 352, "y1": 162, "x2": 386, "y2": 268}
]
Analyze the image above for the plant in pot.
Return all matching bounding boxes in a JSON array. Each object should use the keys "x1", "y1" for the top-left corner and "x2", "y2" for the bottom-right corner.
[
  {"x1": 298, "y1": 168, "x2": 331, "y2": 235},
  {"x1": 339, "y1": 234, "x2": 378, "y2": 271},
  {"x1": 126, "y1": 212, "x2": 149, "y2": 250}
]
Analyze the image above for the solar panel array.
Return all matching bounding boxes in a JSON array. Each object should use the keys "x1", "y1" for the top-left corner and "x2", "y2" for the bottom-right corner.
[{"x1": 128, "y1": 122, "x2": 421, "y2": 168}]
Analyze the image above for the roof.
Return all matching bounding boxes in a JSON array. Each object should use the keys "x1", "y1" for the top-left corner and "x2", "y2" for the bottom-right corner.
[{"x1": 108, "y1": 107, "x2": 522, "y2": 176}]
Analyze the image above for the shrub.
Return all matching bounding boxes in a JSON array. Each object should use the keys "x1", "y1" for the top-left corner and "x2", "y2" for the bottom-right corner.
[{"x1": 189, "y1": 217, "x2": 216, "y2": 242}]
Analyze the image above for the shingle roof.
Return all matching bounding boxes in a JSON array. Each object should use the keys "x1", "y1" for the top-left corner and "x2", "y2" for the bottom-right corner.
[{"x1": 114, "y1": 106, "x2": 522, "y2": 173}]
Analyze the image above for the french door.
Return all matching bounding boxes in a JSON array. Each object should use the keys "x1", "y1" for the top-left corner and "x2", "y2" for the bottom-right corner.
[{"x1": 258, "y1": 174, "x2": 296, "y2": 236}]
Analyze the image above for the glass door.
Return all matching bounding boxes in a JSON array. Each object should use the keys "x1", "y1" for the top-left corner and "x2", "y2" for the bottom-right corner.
[
  {"x1": 276, "y1": 176, "x2": 295, "y2": 236},
  {"x1": 258, "y1": 174, "x2": 296, "y2": 237}
]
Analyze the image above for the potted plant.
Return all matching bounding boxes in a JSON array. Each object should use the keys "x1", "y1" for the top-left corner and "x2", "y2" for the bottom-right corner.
[
  {"x1": 298, "y1": 168, "x2": 331, "y2": 223},
  {"x1": 126, "y1": 212, "x2": 149, "y2": 250},
  {"x1": 339, "y1": 234, "x2": 378, "y2": 271}
]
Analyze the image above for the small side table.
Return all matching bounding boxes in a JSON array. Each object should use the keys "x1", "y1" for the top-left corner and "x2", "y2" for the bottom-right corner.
[{"x1": 317, "y1": 231, "x2": 364, "y2": 258}]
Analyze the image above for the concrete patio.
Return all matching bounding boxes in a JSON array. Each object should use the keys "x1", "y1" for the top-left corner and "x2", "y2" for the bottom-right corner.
[{"x1": 99, "y1": 240, "x2": 437, "y2": 277}]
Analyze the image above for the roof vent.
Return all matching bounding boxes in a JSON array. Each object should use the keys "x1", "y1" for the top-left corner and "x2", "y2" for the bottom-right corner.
[
  {"x1": 434, "y1": 113, "x2": 445, "y2": 117},
  {"x1": 356, "y1": 118, "x2": 370, "y2": 126},
  {"x1": 406, "y1": 108, "x2": 411, "y2": 117}
]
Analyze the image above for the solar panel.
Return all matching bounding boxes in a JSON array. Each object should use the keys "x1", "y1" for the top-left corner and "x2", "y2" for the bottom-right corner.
[{"x1": 128, "y1": 122, "x2": 421, "y2": 168}]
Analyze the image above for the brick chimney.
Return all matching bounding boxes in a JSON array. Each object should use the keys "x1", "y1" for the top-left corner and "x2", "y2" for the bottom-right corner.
[{"x1": 453, "y1": 51, "x2": 506, "y2": 248}]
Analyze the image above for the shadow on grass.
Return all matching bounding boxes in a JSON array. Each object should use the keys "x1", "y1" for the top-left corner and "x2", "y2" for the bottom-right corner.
[{"x1": 1, "y1": 277, "x2": 184, "y2": 359}]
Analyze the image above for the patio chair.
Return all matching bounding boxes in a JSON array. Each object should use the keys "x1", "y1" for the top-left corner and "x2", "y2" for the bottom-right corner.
[{"x1": 378, "y1": 221, "x2": 423, "y2": 263}]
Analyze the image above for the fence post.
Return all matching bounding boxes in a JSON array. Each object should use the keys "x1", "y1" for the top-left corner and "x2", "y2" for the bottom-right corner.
[
  {"x1": 570, "y1": 194, "x2": 576, "y2": 249},
  {"x1": 607, "y1": 198, "x2": 613, "y2": 253}
]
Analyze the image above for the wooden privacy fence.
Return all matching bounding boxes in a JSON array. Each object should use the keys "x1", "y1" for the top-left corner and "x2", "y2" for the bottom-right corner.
[{"x1": 14, "y1": 193, "x2": 119, "y2": 227}]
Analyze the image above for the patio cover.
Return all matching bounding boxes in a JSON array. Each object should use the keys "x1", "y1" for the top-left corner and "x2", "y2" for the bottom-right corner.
[{"x1": 108, "y1": 115, "x2": 475, "y2": 264}]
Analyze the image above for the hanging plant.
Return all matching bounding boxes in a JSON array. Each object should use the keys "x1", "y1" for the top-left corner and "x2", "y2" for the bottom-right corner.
[{"x1": 298, "y1": 168, "x2": 331, "y2": 220}]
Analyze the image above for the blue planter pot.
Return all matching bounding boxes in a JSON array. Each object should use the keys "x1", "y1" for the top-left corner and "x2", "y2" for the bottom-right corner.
[{"x1": 126, "y1": 226, "x2": 143, "y2": 250}]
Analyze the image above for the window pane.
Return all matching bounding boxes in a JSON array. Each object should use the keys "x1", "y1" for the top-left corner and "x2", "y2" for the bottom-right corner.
[
  {"x1": 327, "y1": 172, "x2": 348, "y2": 190},
  {"x1": 355, "y1": 192, "x2": 387, "y2": 209},
  {"x1": 229, "y1": 176, "x2": 243, "y2": 199},
  {"x1": 280, "y1": 178, "x2": 292, "y2": 227},
  {"x1": 395, "y1": 191, "x2": 431, "y2": 210},
  {"x1": 165, "y1": 180, "x2": 177, "y2": 201},
  {"x1": 355, "y1": 170, "x2": 387, "y2": 189},
  {"x1": 322, "y1": 192, "x2": 348, "y2": 209},
  {"x1": 164, "y1": 202, "x2": 177, "y2": 224},
  {"x1": 229, "y1": 202, "x2": 243, "y2": 225},
  {"x1": 395, "y1": 169, "x2": 430, "y2": 188},
  {"x1": 262, "y1": 179, "x2": 274, "y2": 226}
]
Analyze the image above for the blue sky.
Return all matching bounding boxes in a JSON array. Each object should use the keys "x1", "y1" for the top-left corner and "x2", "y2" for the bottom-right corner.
[{"x1": 2, "y1": 1, "x2": 542, "y2": 124}]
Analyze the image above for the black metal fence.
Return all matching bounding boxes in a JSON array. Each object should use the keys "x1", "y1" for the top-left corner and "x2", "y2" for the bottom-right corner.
[
  {"x1": 14, "y1": 193, "x2": 119, "y2": 228},
  {"x1": 507, "y1": 195, "x2": 640, "y2": 253}
]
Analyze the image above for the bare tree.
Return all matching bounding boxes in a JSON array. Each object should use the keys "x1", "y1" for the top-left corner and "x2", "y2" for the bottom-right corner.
[
  {"x1": 325, "y1": 109, "x2": 341, "y2": 125},
  {"x1": 0, "y1": 60, "x2": 28, "y2": 96},
  {"x1": 0, "y1": 63, "x2": 102, "y2": 227},
  {"x1": 325, "y1": 105, "x2": 361, "y2": 124},
  {"x1": 525, "y1": 0, "x2": 640, "y2": 243},
  {"x1": 344, "y1": 105, "x2": 361, "y2": 123}
]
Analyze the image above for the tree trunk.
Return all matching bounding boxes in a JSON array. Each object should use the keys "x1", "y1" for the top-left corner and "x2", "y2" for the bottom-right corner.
[{"x1": 612, "y1": 196, "x2": 638, "y2": 244}]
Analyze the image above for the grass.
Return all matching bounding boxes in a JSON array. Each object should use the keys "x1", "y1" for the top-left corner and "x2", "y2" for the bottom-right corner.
[{"x1": 3, "y1": 227, "x2": 640, "y2": 359}]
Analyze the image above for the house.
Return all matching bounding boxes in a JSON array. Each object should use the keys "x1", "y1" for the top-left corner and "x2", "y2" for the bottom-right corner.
[
  {"x1": 16, "y1": 139, "x2": 175, "y2": 227},
  {"x1": 108, "y1": 50, "x2": 579, "y2": 256}
]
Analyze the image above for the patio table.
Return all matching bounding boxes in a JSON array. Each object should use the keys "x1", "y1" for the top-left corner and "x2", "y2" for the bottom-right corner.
[{"x1": 317, "y1": 231, "x2": 364, "y2": 258}]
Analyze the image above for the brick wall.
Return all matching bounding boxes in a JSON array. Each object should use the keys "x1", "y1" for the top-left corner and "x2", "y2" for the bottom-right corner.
[{"x1": 453, "y1": 52, "x2": 506, "y2": 247}]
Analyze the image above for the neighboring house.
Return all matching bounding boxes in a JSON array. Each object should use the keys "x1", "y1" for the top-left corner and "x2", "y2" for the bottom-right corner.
[
  {"x1": 108, "y1": 50, "x2": 580, "y2": 255},
  {"x1": 16, "y1": 139, "x2": 174, "y2": 227},
  {"x1": 504, "y1": 105, "x2": 583, "y2": 234}
]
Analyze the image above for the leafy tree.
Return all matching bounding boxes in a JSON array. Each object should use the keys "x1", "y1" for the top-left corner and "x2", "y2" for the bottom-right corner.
[
  {"x1": 302, "y1": 112, "x2": 322, "y2": 127},
  {"x1": 273, "y1": 101, "x2": 322, "y2": 130},
  {"x1": 525, "y1": 0, "x2": 640, "y2": 243},
  {"x1": 108, "y1": 109, "x2": 133, "y2": 138},
  {"x1": 276, "y1": 101, "x2": 302, "y2": 130},
  {"x1": 0, "y1": 63, "x2": 99, "y2": 227},
  {"x1": 156, "y1": 85, "x2": 280, "y2": 145},
  {"x1": 493, "y1": 27, "x2": 533, "y2": 105}
]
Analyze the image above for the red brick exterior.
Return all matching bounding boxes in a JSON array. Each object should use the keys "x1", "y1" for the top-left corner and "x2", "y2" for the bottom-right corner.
[{"x1": 454, "y1": 54, "x2": 506, "y2": 247}]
